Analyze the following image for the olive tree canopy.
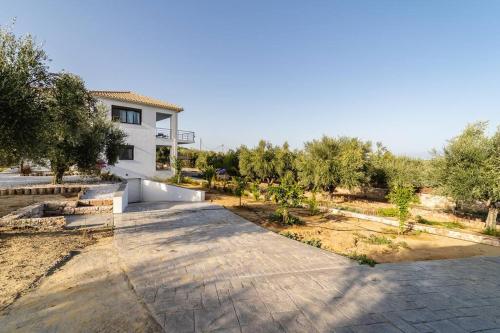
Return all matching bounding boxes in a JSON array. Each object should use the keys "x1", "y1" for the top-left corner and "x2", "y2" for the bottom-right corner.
[
  {"x1": 0, "y1": 26, "x2": 50, "y2": 166},
  {"x1": 434, "y1": 122, "x2": 500, "y2": 229}
]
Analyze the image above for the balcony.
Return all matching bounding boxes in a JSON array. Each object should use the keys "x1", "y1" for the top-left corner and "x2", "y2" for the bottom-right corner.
[{"x1": 156, "y1": 128, "x2": 195, "y2": 144}]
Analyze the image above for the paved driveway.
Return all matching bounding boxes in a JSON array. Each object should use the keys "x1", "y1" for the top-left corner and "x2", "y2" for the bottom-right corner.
[{"x1": 114, "y1": 202, "x2": 500, "y2": 333}]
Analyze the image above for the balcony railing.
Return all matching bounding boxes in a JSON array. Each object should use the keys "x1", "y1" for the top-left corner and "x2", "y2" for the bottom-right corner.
[{"x1": 156, "y1": 128, "x2": 195, "y2": 143}]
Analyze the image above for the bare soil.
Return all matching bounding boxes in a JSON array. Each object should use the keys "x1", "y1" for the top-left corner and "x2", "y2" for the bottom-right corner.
[
  {"x1": 206, "y1": 192, "x2": 500, "y2": 264},
  {"x1": 0, "y1": 228, "x2": 112, "y2": 310},
  {"x1": 0, "y1": 237, "x2": 161, "y2": 332},
  {"x1": 0, "y1": 194, "x2": 77, "y2": 217}
]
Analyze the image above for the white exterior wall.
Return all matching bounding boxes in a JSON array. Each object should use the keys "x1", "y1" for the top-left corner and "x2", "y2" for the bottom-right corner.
[
  {"x1": 142, "y1": 180, "x2": 205, "y2": 202},
  {"x1": 96, "y1": 97, "x2": 178, "y2": 179},
  {"x1": 113, "y1": 183, "x2": 129, "y2": 213}
]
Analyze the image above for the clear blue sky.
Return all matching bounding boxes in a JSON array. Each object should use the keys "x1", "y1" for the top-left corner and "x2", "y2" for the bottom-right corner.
[{"x1": 2, "y1": 1, "x2": 499, "y2": 157}]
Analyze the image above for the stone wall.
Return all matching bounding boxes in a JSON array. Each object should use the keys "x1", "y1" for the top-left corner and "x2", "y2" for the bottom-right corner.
[
  {"x1": 0, "y1": 185, "x2": 83, "y2": 196},
  {"x1": 1, "y1": 203, "x2": 45, "y2": 220},
  {"x1": 0, "y1": 216, "x2": 65, "y2": 230}
]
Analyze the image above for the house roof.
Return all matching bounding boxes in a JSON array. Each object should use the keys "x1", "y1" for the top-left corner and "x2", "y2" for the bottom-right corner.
[{"x1": 90, "y1": 90, "x2": 184, "y2": 112}]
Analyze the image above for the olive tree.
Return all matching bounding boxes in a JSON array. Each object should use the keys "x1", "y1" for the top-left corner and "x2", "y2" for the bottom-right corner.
[
  {"x1": 433, "y1": 122, "x2": 500, "y2": 230},
  {"x1": 0, "y1": 25, "x2": 51, "y2": 167},
  {"x1": 296, "y1": 136, "x2": 371, "y2": 195},
  {"x1": 46, "y1": 73, "x2": 126, "y2": 183},
  {"x1": 239, "y1": 140, "x2": 277, "y2": 184},
  {"x1": 368, "y1": 143, "x2": 428, "y2": 189}
]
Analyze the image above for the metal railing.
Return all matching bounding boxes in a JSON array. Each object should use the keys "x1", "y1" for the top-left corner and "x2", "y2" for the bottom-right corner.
[{"x1": 156, "y1": 128, "x2": 195, "y2": 143}]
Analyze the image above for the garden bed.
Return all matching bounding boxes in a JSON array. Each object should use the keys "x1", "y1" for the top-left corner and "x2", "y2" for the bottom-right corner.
[{"x1": 206, "y1": 191, "x2": 500, "y2": 264}]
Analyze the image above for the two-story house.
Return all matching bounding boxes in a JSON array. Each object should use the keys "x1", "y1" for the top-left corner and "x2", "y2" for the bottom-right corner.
[{"x1": 91, "y1": 91, "x2": 194, "y2": 179}]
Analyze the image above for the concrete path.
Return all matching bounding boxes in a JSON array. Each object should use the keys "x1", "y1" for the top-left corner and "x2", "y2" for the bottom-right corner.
[{"x1": 114, "y1": 202, "x2": 500, "y2": 333}]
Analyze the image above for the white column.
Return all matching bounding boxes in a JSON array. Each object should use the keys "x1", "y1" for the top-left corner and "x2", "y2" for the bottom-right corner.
[{"x1": 170, "y1": 112, "x2": 179, "y2": 174}]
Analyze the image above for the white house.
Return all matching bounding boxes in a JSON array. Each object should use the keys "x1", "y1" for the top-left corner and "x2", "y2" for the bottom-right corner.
[{"x1": 91, "y1": 91, "x2": 194, "y2": 180}]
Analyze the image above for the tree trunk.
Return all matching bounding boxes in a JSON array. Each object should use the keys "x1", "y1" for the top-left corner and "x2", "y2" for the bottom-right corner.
[
  {"x1": 52, "y1": 166, "x2": 66, "y2": 184},
  {"x1": 485, "y1": 205, "x2": 498, "y2": 230}
]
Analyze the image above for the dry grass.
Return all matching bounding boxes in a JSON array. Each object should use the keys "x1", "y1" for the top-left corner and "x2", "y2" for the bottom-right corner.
[
  {"x1": 0, "y1": 228, "x2": 112, "y2": 310},
  {"x1": 206, "y1": 191, "x2": 500, "y2": 264}
]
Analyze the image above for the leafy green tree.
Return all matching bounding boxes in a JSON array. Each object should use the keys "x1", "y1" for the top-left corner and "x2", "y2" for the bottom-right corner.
[
  {"x1": 297, "y1": 136, "x2": 370, "y2": 195},
  {"x1": 232, "y1": 176, "x2": 248, "y2": 206},
  {"x1": 0, "y1": 25, "x2": 51, "y2": 166},
  {"x1": 368, "y1": 143, "x2": 428, "y2": 189},
  {"x1": 171, "y1": 156, "x2": 183, "y2": 184},
  {"x1": 196, "y1": 151, "x2": 224, "y2": 171},
  {"x1": 156, "y1": 146, "x2": 171, "y2": 166},
  {"x1": 268, "y1": 172, "x2": 304, "y2": 224},
  {"x1": 387, "y1": 185, "x2": 419, "y2": 233},
  {"x1": 203, "y1": 165, "x2": 216, "y2": 189},
  {"x1": 239, "y1": 140, "x2": 277, "y2": 184},
  {"x1": 178, "y1": 147, "x2": 199, "y2": 168},
  {"x1": 222, "y1": 149, "x2": 240, "y2": 176},
  {"x1": 274, "y1": 142, "x2": 296, "y2": 179},
  {"x1": 433, "y1": 122, "x2": 500, "y2": 230},
  {"x1": 46, "y1": 73, "x2": 125, "y2": 183}
]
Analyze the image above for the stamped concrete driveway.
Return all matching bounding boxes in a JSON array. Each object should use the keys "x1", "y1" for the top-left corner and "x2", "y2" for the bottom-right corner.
[{"x1": 114, "y1": 202, "x2": 500, "y2": 333}]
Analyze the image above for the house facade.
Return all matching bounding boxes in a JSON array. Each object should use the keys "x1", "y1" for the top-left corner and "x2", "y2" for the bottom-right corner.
[{"x1": 91, "y1": 91, "x2": 194, "y2": 180}]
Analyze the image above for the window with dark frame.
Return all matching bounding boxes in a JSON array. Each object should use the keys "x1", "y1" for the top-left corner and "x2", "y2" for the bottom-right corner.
[
  {"x1": 111, "y1": 105, "x2": 142, "y2": 125},
  {"x1": 119, "y1": 145, "x2": 134, "y2": 160}
]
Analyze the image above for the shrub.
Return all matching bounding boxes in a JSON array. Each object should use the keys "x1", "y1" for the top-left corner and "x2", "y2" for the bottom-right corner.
[
  {"x1": 304, "y1": 238, "x2": 322, "y2": 248},
  {"x1": 366, "y1": 234, "x2": 392, "y2": 245},
  {"x1": 279, "y1": 231, "x2": 322, "y2": 248},
  {"x1": 268, "y1": 172, "x2": 303, "y2": 224},
  {"x1": 270, "y1": 209, "x2": 302, "y2": 225},
  {"x1": 249, "y1": 182, "x2": 261, "y2": 201},
  {"x1": 232, "y1": 176, "x2": 248, "y2": 206},
  {"x1": 483, "y1": 227, "x2": 499, "y2": 237},
  {"x1": 387, "y1": 185, "x2": 418, "y2": 233},
  {"x1": 172, "y1": 157, "x2": 184, "y2": 184},
  {"x1": 280, "y1": 231, "x2": 302, "y2": 241},
  {"x1": 203, "y1": 166, "x2": 216, "y2": 188},
  {"x1": 306, "y1": 193, "x2": 320, "y2": 215},
  {"x1": 376, "y1": 207, "x2": 399, "y2": 217},
  {"x1": 348, "y1": 253, "x2": 377, "y2": 266}
]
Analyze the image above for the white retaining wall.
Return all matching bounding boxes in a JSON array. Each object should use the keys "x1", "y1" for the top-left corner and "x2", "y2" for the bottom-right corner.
[
  {"x1": 113, "y1": 183, "x2": 129, "y2": 214},
  {"x1": 142, "y1": 180, "x2": 205, "y2": 202}
]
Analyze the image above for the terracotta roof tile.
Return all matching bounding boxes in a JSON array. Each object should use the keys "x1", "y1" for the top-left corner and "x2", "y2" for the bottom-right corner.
[{"x1": 90, "y1": 90, "x2": 183, "y2": 112}]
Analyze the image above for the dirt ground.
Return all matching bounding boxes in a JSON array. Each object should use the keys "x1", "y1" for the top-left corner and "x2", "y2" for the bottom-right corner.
[
  {"x1": 0, "y1": 228, "x2": 111, "y2": 310},
  {"x1": 206, "y1": 192, "x2": 500, "y2": 263},
  {"x1": 0, "y1": 194, "x2": 77, "y2": 217},
  {"x1": 0, "y1": 237, "x2": 161, "y2": 333}
]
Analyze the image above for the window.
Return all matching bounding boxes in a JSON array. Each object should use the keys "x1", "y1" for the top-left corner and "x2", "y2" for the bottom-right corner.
[
  {"x1": 112, "y1": 105, "x2": 141, "y2": 125},
  {"x1": 119, "y1": 145, "x2": 134, "y2": 160}
]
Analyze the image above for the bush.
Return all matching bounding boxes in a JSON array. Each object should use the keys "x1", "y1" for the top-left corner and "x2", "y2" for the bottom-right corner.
[
  {"x1": 202, "y1": 166, "x2": 216, "y2": 188},
  {"x1": 483, "y1": 227, "x2": 498, "y2": 237},
  {"x1": 348, "y1": 253, "x2": 377, "y2": 266},
  {"x1": 387, "y1": 185, "x2": 418, "y2": 233},
  {"x1": 376, "y1": 207, "x2": 399, "y2": 217},
  {"x1": 268, "y1": 172, "x2": 303, "y2": 224},
  {"x1": 249, "y1": 182, "x2": 261, "y2": 201},
  {"x1": 279, "y1": 231, "x2": 322, "y2": 248},
  {"x1": 366, "y1": 234, "x2": 393, "y2": 245},
  {"x1": 270, "y1": 210, "x2": 302, "y2": 225},
  {"x1": 306, "y1": 193, "x2": 320, "y2": 215},
  {"x1": 304, "y1": 238, "x2": 322, "y2": 248}
]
